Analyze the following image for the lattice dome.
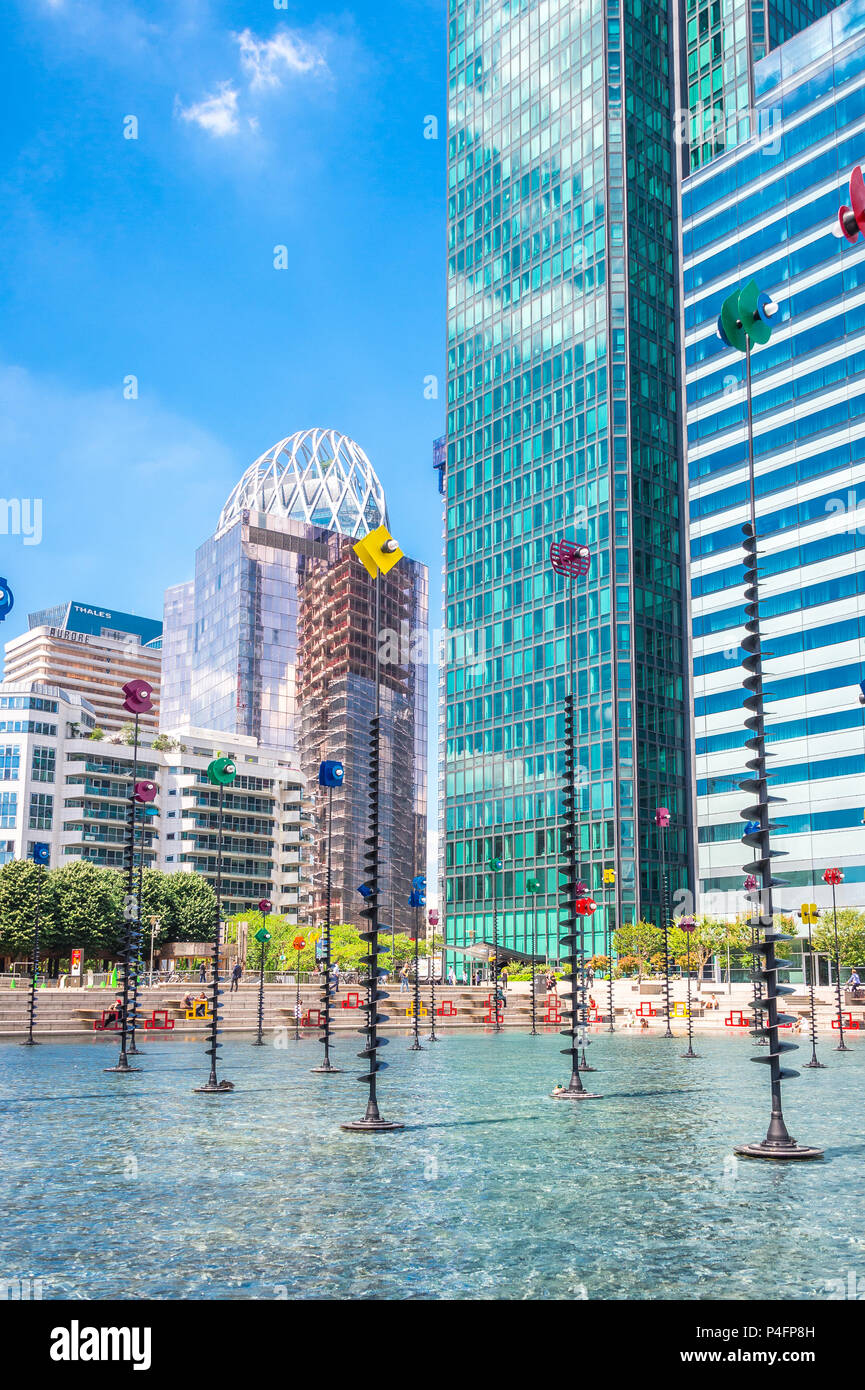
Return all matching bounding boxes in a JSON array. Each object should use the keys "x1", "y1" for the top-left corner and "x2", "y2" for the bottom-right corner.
[{"x1": 218, "y1": 427, "x2": 388, "y2": 537}]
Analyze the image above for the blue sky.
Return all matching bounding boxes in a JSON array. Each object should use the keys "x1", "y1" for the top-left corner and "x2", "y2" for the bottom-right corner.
[{"x1": 0, "y1": 0, "x2": 446, "y2": 638}]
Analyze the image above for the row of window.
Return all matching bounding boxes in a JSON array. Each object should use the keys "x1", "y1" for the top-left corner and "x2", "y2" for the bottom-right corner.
[
  {"x1": 693, "y1": 525, "x2": 865, "y2": 601},
  {"x1": 695, "y1": 705, "x2": 865, "y2": 756},
  {"x1": 698, "y1": 751, "x2": 863, "y2": 797},
  {"x1": 695, "y1": 659, "x2": 862, "y2": 720},
  {"x1": 691, "y1": 456, "x2": 865, "y2": 553},
  {"x1": 692, "y1": 558, "x2": 865, "y2": 638},
  {"x1": 694, "y1": 614, "x2": 865, "y2": 680},
  {"x1": 699, "y1": 805, "x2": 864, "y2": 841},
  {"x1": 0, "y1": 791, "x2": 53, "y2": 830},
  {"x1": 695, "y1": 422, "x2": 865, "y2": 522}
]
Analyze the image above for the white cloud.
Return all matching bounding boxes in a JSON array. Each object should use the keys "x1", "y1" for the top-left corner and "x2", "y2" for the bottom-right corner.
[
  {"x1": 235, "y1": 27, "x2": 327, "y2": 91},
  {"x1": 176, "y1": 82, "x2": 241, "y2": 138}
]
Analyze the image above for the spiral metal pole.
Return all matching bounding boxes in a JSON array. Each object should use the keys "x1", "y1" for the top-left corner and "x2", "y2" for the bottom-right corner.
[
  {"x1": 342, "y1": 576, "x2": 402, "y2": 1131},
  {"x1": 830, "y1": 879, "x2": 848, "y2": 1053},
  {"x1": 106, "y1": 710, "x2": 141, "y2": 1074},
  {"x1": 682, "y1": 929, "x2": 699, "y2": 1059},
  {"x1": 253, "y1": 920, "x2": 266, "y2": 1046},
  {"x1": 410, "y1": 902, "x2": 423, "y2": 1050},
  {"x1": 128, "y1": 858, "x2": 145, "y2": 1056},
  {"x1": 803, "y1": 915, "x2": 824, "y2": 1069},
  {"x1": 530, "y1": 903, "x2": 538, "y2": 1036},
  {"x1": 195, "y1": 782, "x2": 233, "y2": 1092},
  {"x1": 551, "y1": 575, "x2": 600, "y2": 1100},
  {"x1": 428, "y1": 921, "x2": 439, "y2": 1042},
  {"x1": 313, "y1": 783, "x2": 342, "y2": 1073},
  {"x1": 734, "y1": 340, "x2": 821, "y2": 1160},
  {"x1": 294, "y1": 947, "x2": 302, "y2": 1042},
  {"x1": 21, "y1": 864, "x2": 44, "y2": 1047},
  {"x1": 605, "y1": 884, "x2": 615, "y2": 1033},
  {"x1": 659, "y1": 830, "x2": 673, "y2": 1037}
]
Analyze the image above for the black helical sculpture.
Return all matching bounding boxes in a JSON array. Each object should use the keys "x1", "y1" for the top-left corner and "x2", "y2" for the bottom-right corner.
[
  {"x1": 313, "y1": 765, "x2": 343, "y2": 1074},
  {"x1": 194, "y1": 758, "x2": 236, "y2": 1094},
  {"x1": 341, "y1": 713, "x2": 402, "y2": 1131},
  {"x1": 734, "y1": 522, "x2": 821, "y2": 1160},
  {"x1": 21, "y1": 844, "x2": 49, "y2": 1047},
  {"x1": 551, "y1": 693, "x2": 600, "y2": 1101}
]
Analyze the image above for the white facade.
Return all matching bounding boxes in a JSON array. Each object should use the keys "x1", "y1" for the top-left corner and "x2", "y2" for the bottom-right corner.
[
  {"x1": 683, "y1": 14, "x2": 865, "y2": 912},
  {"x1": 0, "y1": 681, "x2": 313, "y2": 921}
]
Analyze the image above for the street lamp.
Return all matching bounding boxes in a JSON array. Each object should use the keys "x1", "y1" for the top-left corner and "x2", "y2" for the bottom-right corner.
[
  {"x1": 526, "y1": 876, "x2": 542, "y2": 1036},
  {"x1": 823, "y1": 867, "x2": 849, "y2": 1053},
  {"x1": 717, "y1": 280, "x2": 822, "y2": 1161},
  {"x1": 194, "y1": 754, "x2": 237, "y2": 1094},
  {"x1": 312, "y1": 760, "x2": 344, "y2": 1074},
  {"x1": 252, "y1": 899, "x2": 272, "y2": 1047},
  {"x1": 678, "y1": 915, "x2": 699, "y2": 1059},
  {"x1": 21, "y1": 842, "x2": 50, "y2": 1047},
  {"x1": 654, "y1": 808, "x2": 674, "y2": 1038}
]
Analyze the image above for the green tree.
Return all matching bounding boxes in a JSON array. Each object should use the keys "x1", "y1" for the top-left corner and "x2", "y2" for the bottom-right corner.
[
  {"x1": 142, "y1": 869, "x2": 217, "y2": 944},
  {"x1": 0, "y1": 859, "x2": 56, "y2": 958},
  {"x1": 150, "y1": 734, "x2": 180, "y2": 752},
  {"x1": 50, "y1": 861, "x2": 124, "y2": 959},
  {"x1": 613, "y1": 920, "x2": 663, "y2": 979},
  {"x1": 813, "y1": 907, "x2": 865, "y2": 968},
  {"x1": 87, "y1": 726, "x2": 105, "y2": 741}
]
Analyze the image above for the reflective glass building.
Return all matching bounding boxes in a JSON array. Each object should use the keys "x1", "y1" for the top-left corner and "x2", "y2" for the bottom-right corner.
[
  {"x1": 442, "y1": 0, "x2": 693, "y2": 963},
  {"x1": 162, "y1": 428, "x2": 428, "y2": 932},
  {"x1": 685, "y1": 0, "x2": 842, "y2": 170},
  {"x1": 684, "y1": 0, "x2": 865, "y2": 909}
]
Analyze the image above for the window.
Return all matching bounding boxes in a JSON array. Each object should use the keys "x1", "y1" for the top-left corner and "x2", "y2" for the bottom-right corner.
[
  {"x1": 32, "y1": 746, "x2": 56, "y2": 783},
  {"x1": 0, "y1": 792, "x2": 17, "y2": 829},
  {"x1": 28, "y1": 793, "x2": 53, "y2": 831},
  {"x1": 0, "y1": 746, "x2": 20, "y2": 780}
]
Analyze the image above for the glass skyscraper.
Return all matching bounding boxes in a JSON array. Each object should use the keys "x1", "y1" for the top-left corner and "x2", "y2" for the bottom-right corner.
[
  {"x1": 162, "y1": 428, "x2": 429, "y2": 933},
  {"x1": 685, "y1": 0, "x2": 842, "y2": 170},
  {"x1": 685, "y1": 0, "x2": 865, "y2": 909},
  {"x1": 442, "y1": 0, "x2": 692, "y2": 962}
]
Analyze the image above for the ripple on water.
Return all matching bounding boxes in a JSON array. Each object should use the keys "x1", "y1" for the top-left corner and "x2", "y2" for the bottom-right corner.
[{"x1": 0, "y1": 1032, "x2": 860, "y2": 1299}]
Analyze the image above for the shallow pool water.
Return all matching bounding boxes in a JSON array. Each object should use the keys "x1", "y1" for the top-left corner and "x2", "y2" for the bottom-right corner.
[{"x1": 1, "y1": 1028, "x2": 862, "y2": 1300}]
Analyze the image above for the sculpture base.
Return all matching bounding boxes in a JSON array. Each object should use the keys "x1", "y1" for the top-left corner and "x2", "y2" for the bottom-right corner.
[
  {"x1": 408, "y1": 1042, "x2": 424, "y2": 1052},
  {"x1": 193, "y1": 1080, "x2": 235, "y2": 1093},
  {"x1": 311, "y1": 1063, "x2": 343, "y2": 1074},
  {"x1": 104, "y1": 1065, "x2": 141, "y2": 1074},
  {"x1": 550, "y1": 1086, "x2": 602, "y2": 1100},
  {"x1": 340, "y1": 1119, "x2": 404, "y2": 1132},
  {"x1": 681, "y1": 1050, "x2": 700, "y2": 1059},
  {"x1": 734, "y1": 1140, "x2": 823, "y2": 1162},
  {"x1": 803, "y1": 1058, "x2": 826, "y2": 1069},
  {"x1": 20, "y1": 1038, "x2": 39, "y2": 1046},
  {"x1": 251, "y1": 1037, "x2": 265, "y2": 1046},
  {"x1": 835, "y1": 1043, "x2": 851, "y2": 1052}
]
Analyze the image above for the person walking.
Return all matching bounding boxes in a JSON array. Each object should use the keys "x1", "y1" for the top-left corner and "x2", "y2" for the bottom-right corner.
[
  {"x1": 198, "y1": 961, "x2": 207, "y2": 984},
  {"x1": 331, "y1": 960, "x2": 340, "y2": 995},
  {"x1": 399, "y1": 962, "x2": 410, "y2": 994},
  {"x1": 230, "y1": 961, "x2": 242, "y2": 994}
]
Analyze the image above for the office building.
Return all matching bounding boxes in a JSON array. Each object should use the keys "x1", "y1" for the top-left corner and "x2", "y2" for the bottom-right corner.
[
  {"x1": 441, "y1": 0, "x2": 693, "y2": 962},
  {"x1": 684, "y1": 0, "x2": 865, "y2": 909},
  {"x1": 3, "y1": 601, "x2": 162, "y2": 735},
  {"x1": 0, "y1": 677, "x2": 311, "y2": 919},
  {"x1": 161, "y1": 427, "x2": 428, "y2": 932}
]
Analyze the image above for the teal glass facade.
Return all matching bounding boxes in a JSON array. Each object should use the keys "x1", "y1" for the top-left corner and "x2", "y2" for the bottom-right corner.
[{"x1": 442, "y1": 0, "x2": 692, "y2": 965}]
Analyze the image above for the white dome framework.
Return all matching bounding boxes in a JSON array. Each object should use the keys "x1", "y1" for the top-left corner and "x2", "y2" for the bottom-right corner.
[{"x1": 219, "y1": 427, "x2": 387, "y2": 538}]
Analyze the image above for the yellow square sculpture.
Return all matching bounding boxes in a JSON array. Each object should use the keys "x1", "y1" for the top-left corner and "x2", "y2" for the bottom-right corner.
[{"x1": 353, "y1": 525, "x2": 404, "y2": 577}]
